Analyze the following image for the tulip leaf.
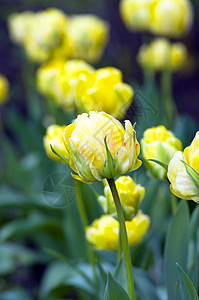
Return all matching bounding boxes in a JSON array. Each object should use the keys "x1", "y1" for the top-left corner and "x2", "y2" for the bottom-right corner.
[
  {"x1": 50, "y1": 144, "x2": 69, "y2": 165},
  {"x1": 181, "y1": 160, "x2": 199, "y2": 187},
  {"x1": 176, "y1": 263, "x2": 199, "y2": 300},
  {"x1": 104, "y1": 272, "x2": 130, "y2": 300},
  {"x1": 164, "y1": 201, "x2": 190, "y2": 300},
  {"x1": 103, "y1": 136, "x2": 117, "y2": 178},
  {"x1": 147, "y1": 159, "x2": 168, "y2": 171}
]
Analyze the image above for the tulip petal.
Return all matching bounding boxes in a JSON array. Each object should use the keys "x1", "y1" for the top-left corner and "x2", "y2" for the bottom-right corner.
[{"x1": 69, "y1": 137, "x2": 95, "y2": 182}]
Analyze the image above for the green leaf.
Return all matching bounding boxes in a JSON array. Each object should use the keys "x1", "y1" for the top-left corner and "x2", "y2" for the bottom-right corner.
[
  {"x1": 133, "y1": 267, "x2": 160, "y2": 300},
  {"x1": 181, "y1": 160, "x2": 199, "y2": 187},
  {"x1": 113, "y1": 258, "x2": 128, "y2": 293},
  {"x1": 104, "y1": 272, "x2": 130, "y2": 300},
  {"x1": 50, "y1": 144, "x2": 69, "y2": 165},
  {"x1": 147, "y1": 159, "x2": 168, "y2": 171},
  {"x1": 0, "y1": 242, "x2": 43, "y2": 276},
  {"x1": 103, "y1": 136, "x2": 117, "y2": 178},
  {"x1": 188, "y1": 206, "x2": 199, "y2": 290},
  {"x1": 0, "y1": 288, "x2": 32, "y2": 300},
  {"x1": 39, "y1": 261, "x2": 96, "y2": 299},
  {"x1": 176, "y1": 263, "x2": 199, "y2": 300},
  {"x1": 164, "y1": 201, "x2": 190, "y2": 300}
]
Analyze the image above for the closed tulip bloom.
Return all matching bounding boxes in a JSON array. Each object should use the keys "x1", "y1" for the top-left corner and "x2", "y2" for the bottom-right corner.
[
  {"x1": 86, "y1": 212, "x2": 150, "y2": 250},
  {"x1": 99, "y1": 176, "x2": 145, "y2": 219},
  {"x1": 23, "y1": 8, "x2": 70, "y2": 63},
  {"x1": 62, "y1": 111, "x2": 141, "y2": 183},
  {"x1": 141, "y1": 125, "x2": 182, "y2": 180},
  {"x1": 137, "y1": 38, "x2": 187, "y2": 71},
  {"x1": 43, "y1": 124, "x2": 67, "y2": 162},
  {"x1": 37, "y1": 59, "x2": 94, "y2": 111},
  {"x1": 67, "y1": 15, "x2": 109, "y2": 63},
  {"x1": 167, "y1": 132, "x2": 199, "y2": 203},
  {"x1": 8, "y1": 11, "x2": 35, "y2": 45},
  {"x1": 36, "y1": 59, "x2": 65, "y2": 98},
  {"x1": 120, "y1": 0, "x2": 154, "y2": 31},
  {"x1": 75, "y1": 67, "x2": 133, "y2": 119},
  {"x1": 150, "y1": 0, "x2": 193, "y2": 37},
  {"x1": 0, "y1": 75, "x2": 9, "y2": 105}
]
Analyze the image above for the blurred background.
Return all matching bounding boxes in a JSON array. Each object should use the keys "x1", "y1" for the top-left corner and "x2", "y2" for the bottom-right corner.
[{"x1": 0, "y1": 1, "x2": 199, "y2": 300}]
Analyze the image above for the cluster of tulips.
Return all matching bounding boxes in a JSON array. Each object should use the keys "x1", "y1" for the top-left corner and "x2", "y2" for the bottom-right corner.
[
  {"x1": 8, "y1": 8, "x2": 109, "y2": 64},
  {"x1": 2, "y1": 0, "x2": 198, "y2": 299}
]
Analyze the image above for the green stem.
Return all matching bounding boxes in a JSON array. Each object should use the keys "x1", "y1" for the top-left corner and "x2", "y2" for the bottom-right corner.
[
  {"x1": 118, "y1": 230, "x2": 122, "y2": 262},
  {"x1": 107, "y1": 178, "x2": 135, "y2": 300},
  {"x1": 161, "y1": 70, "x2": 177, "y2": 128}
]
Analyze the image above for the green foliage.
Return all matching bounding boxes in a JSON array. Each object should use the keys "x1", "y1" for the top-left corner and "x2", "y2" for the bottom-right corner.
[
  {"x1": 104, "y1": 272, "x2": 130, "y2": 300},
  {"x1": 176, "y1": 263, "x2": 199, "y2": 300},
  {"x1": 164, "y1": 201, "x2": 190, "y2": 300}
]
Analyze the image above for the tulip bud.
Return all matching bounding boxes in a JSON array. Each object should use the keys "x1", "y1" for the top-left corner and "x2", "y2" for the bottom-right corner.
[
  {"x1": 43, "y1": 124, "x2": 67, "y2": 162},
  {"x1": 167, "y1": 131, "x2": 199, "y2": 203},
  {"x1": 86, "y1": 211, "x2": 150, "y2": 250},
  {"x1": 141, "y1": 125, "x2": 182, "y2": 180},
  {"x1": 67, "y1": 15, "x2": 109, "y2": 63},
  {"x1": 8, "y1": 11, "x2": 35, "y2": 45},
  {"x1": 150, "y1": 0, "x2": 193, "y2": 37},
  {"x1": 23, "y1": 8, "x2": 69, "y2": 63},
  {"x1": 137, "y1": 38, "x2": 187, "y2": 71},
  {"x1": 120, "y1": 0, "x2": 154, "y2": 31},
  {"x1": 99, "y1": 176, "x2": 145, "y2": 220}
]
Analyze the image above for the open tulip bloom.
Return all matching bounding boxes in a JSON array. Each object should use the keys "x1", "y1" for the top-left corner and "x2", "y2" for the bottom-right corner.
[{"x1": 51, "y1": 111, "x2": 141, "y2": 183}]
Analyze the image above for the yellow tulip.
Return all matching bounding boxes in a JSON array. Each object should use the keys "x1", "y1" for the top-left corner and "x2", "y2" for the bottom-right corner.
[
  {"x1": 62, "y1": 111, "x2": 141, "y2": 183},
  {"x1": 23, "y1": 8, "x2": 70, "y2": 63},
  {"x1": 120, "y1": 0, "x2": 154, "y2": 31},
  {"x1": 67, "y1": 15, "x2": 109, "y2": 63},
  {"x1": 37, "y1": 59, "x2": 94, "y2": 111},
  {"x1": 86, "y1": 211, "x2": 150, "y2": 250},
  {"x1": 43, "y1": 124, "x2": 67, "y2": 162},
  {"x1": 0, "y1": 75, "x2": 9, "y2": 105},
  {"x1": 75, "y1": 67, "x2": 133, "y2": 119},
  {"x1": 8, "y1": 11, "x2": 35, "y2": 45},
  {"x1": 137, "y1": 38, "x2": 187, "y2": 71},
  {"x1": 141, "y1": 125, "x2": 182, "y2": 180},
  {"x1": 99, "y1": 176, "x2": 145, "y2": 219},
  {"x1": 167, "y1": 131, "x2": 199, "y2": 203},
  {"x1": 150, "y1": 0, "x2": 193, "y2": 37}
]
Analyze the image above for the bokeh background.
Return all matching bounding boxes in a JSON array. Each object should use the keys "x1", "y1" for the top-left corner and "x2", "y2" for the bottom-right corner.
[{"x1": 0, "y1": 1, "x2": 199, "y2": 300}]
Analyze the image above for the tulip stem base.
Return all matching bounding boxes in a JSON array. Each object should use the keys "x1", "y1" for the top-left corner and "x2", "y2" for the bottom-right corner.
[{"x1": 107, "y1": 178, "x2": 135, "y2": 300}]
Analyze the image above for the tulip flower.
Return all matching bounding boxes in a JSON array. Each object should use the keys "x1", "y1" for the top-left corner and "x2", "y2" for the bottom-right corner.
[
  {"x1": 137, "y1": 38, "x2": 187, "y2": 72},
  {"x1": 37, "y1": 59, "x2": 94, "y2": 111},
  {"x1": 60, "y1": 111, "x2": 141, "y2": 183},
  {"x1": 141, "y1": 125, "x2": 182, "y2": 180},
  {"x1": 75, "y1": 67, "x2": 133, "y2": 119},
  {"x1": 120, "y1": 0, "x2": 154, "y2": 31},
  {"x1": 150, "y1": 0, "x2": 193, "y2": 37},
  {"x1": 86, "y1": 211, "x2": 150, "y2": 250},
  {"x1": 43, "y1": 124, "x2": 67, "y2": 162},
  {"x1": 167, "y1": 131, "x2": 199, "y2": 203},
  {"x1": 99, "y1": 176, "x2": 145, "y2": 219},
  {"x1": 67, "y1": 15, "x2": 109, "y2": 63}
]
